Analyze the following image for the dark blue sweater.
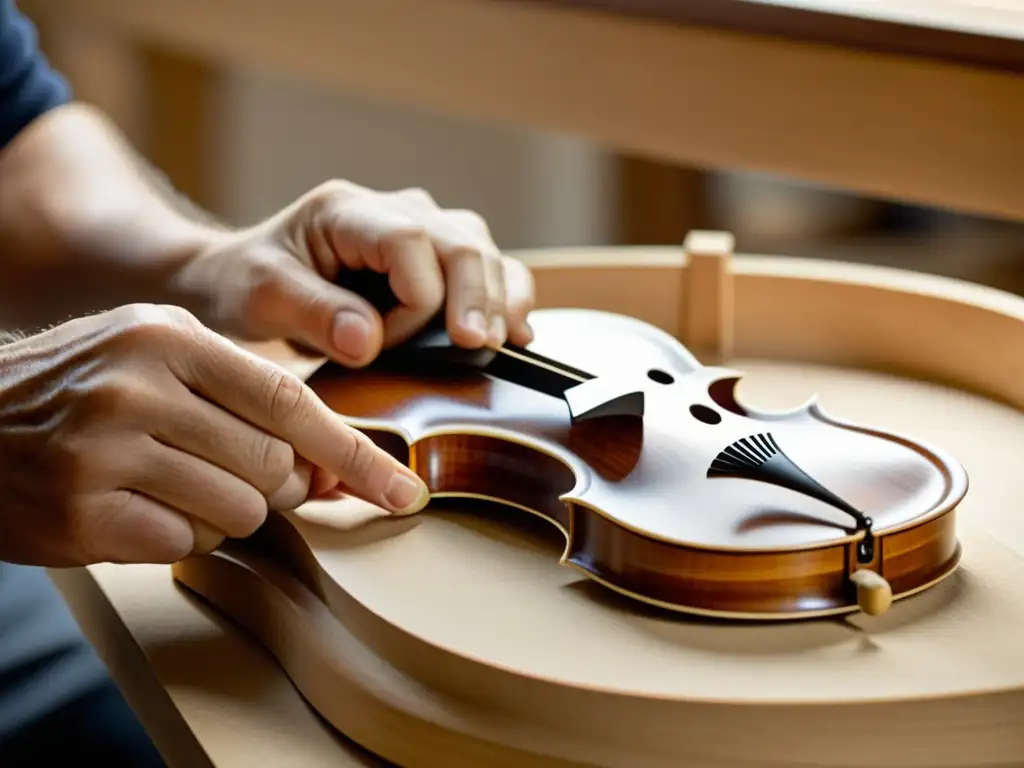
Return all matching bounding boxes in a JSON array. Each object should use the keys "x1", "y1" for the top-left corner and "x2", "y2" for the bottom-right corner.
[
  {"x1": 0, "y1": 0, "x2": 111, "y2": 744},
  {"x1": 0, "y1": 0, "x2": 70, "y2": 149}
]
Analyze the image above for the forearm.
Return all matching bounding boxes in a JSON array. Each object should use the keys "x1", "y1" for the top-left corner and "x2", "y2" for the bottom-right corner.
[{"x1": 0, "y1": 102, "x2": 230, "y2": 330}]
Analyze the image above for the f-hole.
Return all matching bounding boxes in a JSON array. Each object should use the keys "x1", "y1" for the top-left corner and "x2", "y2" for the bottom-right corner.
[
  {"x1": 689, "y1": 404, "x2": 722, "y2": 425},
  {"x1": 647, "y1": 369, "x2": 674, "y2": 385}
]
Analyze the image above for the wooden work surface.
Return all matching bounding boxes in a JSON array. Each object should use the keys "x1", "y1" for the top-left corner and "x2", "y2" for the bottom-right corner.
[
  {"x1": 26, "y1": 0, "x2": 1024, "y2": 222},
  {"x1": 49, "y1": 306, "x2": 1024, "y2": 765},
  {"x1": 50, "y1": 563, "x2": 389, "y2": 767},
  {"x1": 51, "y1": 353, "x2": 1024, "y2": 766},
  {"x1": 48, "y1": 347, "x2": 390, "y2": 767}
]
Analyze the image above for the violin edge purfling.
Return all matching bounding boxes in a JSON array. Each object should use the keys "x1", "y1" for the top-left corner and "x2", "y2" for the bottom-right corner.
[{"x1": 309, "y1": 299, "x2": 966, "y2": 621}]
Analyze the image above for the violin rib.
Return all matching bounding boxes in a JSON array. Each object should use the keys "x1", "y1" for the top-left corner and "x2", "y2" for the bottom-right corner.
[{"x1": 307, "y1": 307, "x2": 967, "y2": 620}]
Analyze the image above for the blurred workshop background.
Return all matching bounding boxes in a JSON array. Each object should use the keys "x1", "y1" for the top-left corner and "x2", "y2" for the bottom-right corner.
[{"x1": 20, "y1": 1, "x2": 1024, "y2": 292}]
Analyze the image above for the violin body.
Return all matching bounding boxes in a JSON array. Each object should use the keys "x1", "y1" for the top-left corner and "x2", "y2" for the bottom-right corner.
[{"x1": 307, "y1": 307, "x2": 967, "y2": 620}]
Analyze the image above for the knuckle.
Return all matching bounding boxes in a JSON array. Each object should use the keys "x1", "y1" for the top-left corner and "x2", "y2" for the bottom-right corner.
[
  {"x1": 241, "y1": 253, "x2": 279, "y2": 286},
  {"x1": 256, "y1": 436, "x2": 296, "y2": 491},
  {"x1": 187, "y1": 521, "x2": 225, "y2": 557},
  {"x1": 486, "y1": 260, "x2": 507, "y2": 294},
  {"x1": 456, "y1": 271, "x2": 490, "y2": 309},
  {"x1": 232, "y1": 489, "x2": 270, "y2": 537},
  {"x1": 238, "y1": 253, "x2": 286, "y2": 305},
  {"x1": 267, "y1": 479, "x2": 309, "y2": 513},
  {"x1": 463, "y1": 287, "x2": 490, "y2": 312},
  {"x1": 338, "y1": 430, "x2": 379, "y2": 479},
  {"x1": 378, "y1": 225, "x2": 431, "y2": 258},
  {"x1": 481, "y1": 247, "x2": 504, "y2": 274},
  {"x1": 158, "y1": 531, "x2": 195, "y2": 563},
  {"x1": 110, "y1": 303, "x2": 196, "y2": 349},
  {"x1": 264, "y1": 368, "x2": 311, "y2": 426},
  {"x1": 62, "y1": 378, "x2": 155, "y2": 432},
  {"x1": 49, "y1": 436, "x2": 99, "y2": 493},
  {"x1": 87, "y1": 379, "x2": 149, "y2": 417},
  {"x1": 398, "y1": 186, "x2": 435, "y2": 208},
  {"x1": 157, "y1": 303, "x2": 199, "y2": 325},
  {"x1": 81, "y1": 381, "x2": 127, "y2": 419},
  {"x1": 117, "y1": 302, "x2": 194, "y2": 327},
  {"x1": 238, "y1": 252, "x2": 292, "y2": 310},
  {"x1": 309, "y1": 179, "x2": 359, "y2": 209},
  {"x1": 449, "y1": 208, "x2": 491, "y2": 235}
]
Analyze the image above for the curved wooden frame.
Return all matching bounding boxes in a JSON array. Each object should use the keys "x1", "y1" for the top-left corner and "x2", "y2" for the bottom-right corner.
[{"x1": 171, "y1": 233, "x2": 1024, "y2": 767}]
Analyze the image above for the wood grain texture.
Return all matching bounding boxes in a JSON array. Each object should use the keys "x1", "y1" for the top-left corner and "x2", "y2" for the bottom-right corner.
[
  {"x1": 306, "y1": 303, "x2": 965, "y2": 619},
  {"x1": 167, "y1": 239, "x2": 1024, "y2": 765},
  {"x1": 526, "y1": 0, "x2": 1024, "y2": 72},
  {"x1": 48, "y1": 241, "x2": 1024, "y2": 766},
  {"x1": 34, "y1": 0, "x2": 1024, "y2": 221}
]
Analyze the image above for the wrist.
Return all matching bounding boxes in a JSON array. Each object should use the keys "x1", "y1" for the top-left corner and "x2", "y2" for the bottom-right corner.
[
  {"x1": 156, "y1": 227, "x2": 246, "y2": 331},
  {"x1": 0, "y1": 103, "x2": 236, "y2": 329},
  {"x1": 32, "y1": 202, "x2": 234, "y2": 327}
]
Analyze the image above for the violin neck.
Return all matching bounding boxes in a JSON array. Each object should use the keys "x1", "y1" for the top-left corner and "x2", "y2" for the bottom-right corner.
[
  {"x1": 341, "y1": 269, "x2": 643, "y2": 421},
  {"x1": 379, "y1": 326, "x2": 589, "y2": 395},
  {"x1": 487, "y1": 345, "x2": 593, "y2": 395}
]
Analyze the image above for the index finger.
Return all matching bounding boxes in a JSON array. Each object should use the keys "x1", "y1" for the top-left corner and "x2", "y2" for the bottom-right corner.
[{"x1": 169, "y1": 331, "x2": 429, "y2": 515}]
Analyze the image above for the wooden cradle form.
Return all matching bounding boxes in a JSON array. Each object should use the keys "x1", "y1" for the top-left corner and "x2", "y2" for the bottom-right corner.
[{"x1": 171, "y1": 232, "x2": 1024, "y2": 767}]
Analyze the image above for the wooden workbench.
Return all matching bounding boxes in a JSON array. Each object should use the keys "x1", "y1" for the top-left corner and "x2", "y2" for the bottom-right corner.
[
  {"x1": 11, "y1": 1, "x2": 1024, "y2": 765},
  {"x1": 24, "y1": 0, "x2": 1024, "y2": 221}
]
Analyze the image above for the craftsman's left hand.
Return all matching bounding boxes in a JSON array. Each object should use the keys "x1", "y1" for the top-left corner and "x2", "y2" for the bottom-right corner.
[{"x1": 175, "y1": 180, "x2": 535, "y2": 367}]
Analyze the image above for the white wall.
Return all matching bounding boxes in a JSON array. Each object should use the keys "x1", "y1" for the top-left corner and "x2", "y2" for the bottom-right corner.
[{"x1": 212, "y1": 69, "x2": 620, "y2": 250}]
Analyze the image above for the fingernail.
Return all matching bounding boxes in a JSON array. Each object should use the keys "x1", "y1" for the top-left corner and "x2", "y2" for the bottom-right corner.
[
  {"x1": 384, "y1": 471, "x2": 429, "y2": 515},
  {"x1": 332, "y1": 310, "x2": 373, "y2": 359},
  {"x1": 463, "y1": 309, "x2": 487, "y2": 340}
]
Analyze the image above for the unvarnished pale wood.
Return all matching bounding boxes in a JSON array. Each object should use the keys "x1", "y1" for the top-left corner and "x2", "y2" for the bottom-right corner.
[
  {"x1": 49, "y1": 563, "x2": 386, "y2": 767},
  {"x1": 681, "y1": 230, "x2": 735, "y2": 364},
  {"x1": 539, "y1": 0, "x2": 1024, "y2": 71},
  {"x1": 163, "y1": 238, "x2": 1024, "y2": 766},
  {"x1": 35, "y1": 0, "x2": 1024, "y2": 221}
]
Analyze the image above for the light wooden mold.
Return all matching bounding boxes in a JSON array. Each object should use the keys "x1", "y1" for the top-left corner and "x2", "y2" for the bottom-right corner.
[{"x1": 171, "y1": 232, "x2": 1024, "y2": 766}]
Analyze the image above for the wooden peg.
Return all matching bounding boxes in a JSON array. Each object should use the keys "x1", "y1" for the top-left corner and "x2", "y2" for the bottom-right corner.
[
  {"x1": 681, "y1": 230, "x2": 735, "y2": 365},
  {"x1": 850, "y1": 569, "x2": 893, "y2": 616}
]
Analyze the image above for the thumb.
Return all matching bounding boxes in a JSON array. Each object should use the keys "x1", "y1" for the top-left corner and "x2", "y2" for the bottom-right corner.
[{"x1": 249, "y1": 258, "x2": 385, "y2": 367}]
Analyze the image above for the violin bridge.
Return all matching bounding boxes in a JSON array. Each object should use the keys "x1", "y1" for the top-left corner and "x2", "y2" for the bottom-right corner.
[{"x1": 563, "y1": 378, "x2": 645, "y2": 422}]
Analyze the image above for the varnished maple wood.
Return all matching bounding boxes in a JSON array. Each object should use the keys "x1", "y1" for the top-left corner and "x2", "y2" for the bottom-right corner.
[{"x1": 304, "y1": 303, "x2": 964, "y2": 619}]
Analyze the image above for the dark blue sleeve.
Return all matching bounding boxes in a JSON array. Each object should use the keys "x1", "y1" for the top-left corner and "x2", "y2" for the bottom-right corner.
[{"x1": 0, "y1": 0, "x2": 71, "y2": 150}]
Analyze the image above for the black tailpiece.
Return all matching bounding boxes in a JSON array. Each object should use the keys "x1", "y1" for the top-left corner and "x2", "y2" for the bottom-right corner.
[{"x1": 707, "y1": 432, "x2": 875, "y2": 563}]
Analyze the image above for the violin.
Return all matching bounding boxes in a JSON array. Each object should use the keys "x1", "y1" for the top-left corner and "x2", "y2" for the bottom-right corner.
[{"x1": 306, "y1": 273, "x2": 968, "y2": 620}]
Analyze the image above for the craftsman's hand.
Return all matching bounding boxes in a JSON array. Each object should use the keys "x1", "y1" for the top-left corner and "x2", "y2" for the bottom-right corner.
[
  {"x1": 0, "y1": 304, "x2": 429, "y2": 567},
  {"x1": 172, "y1": 181, "x2": 535, "y2": 367}
]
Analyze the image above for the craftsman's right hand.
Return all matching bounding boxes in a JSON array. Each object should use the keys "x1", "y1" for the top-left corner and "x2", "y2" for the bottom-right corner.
[{"x1": 0, "y1": 304, "x2": 429, "y2": 567}]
